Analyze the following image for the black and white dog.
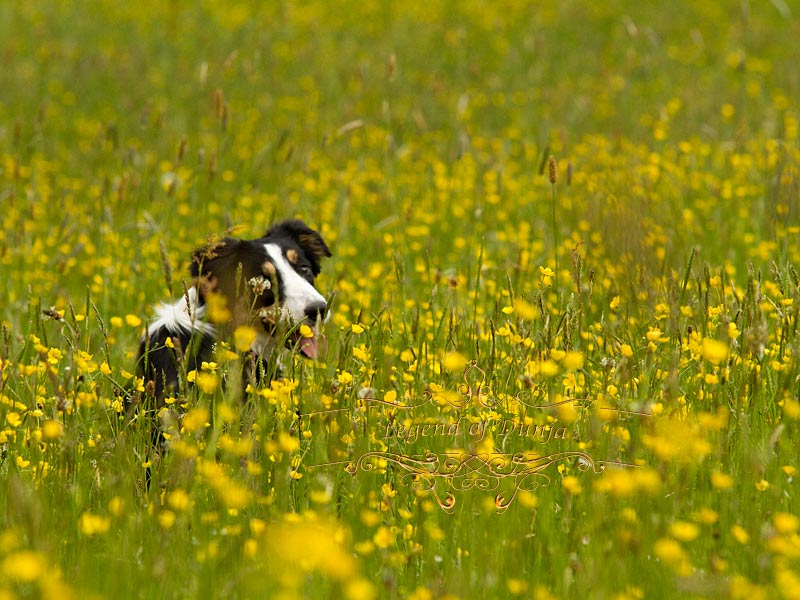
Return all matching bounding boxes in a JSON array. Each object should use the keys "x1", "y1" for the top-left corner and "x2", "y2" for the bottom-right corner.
[{"x1": 137, "y1": 219, "x2": 331, "y2": 399}]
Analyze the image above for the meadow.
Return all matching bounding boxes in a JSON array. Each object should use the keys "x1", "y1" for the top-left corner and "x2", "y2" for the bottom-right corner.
[{"x1": 1, "y1": 1, "x2": 800, "y2": 598}]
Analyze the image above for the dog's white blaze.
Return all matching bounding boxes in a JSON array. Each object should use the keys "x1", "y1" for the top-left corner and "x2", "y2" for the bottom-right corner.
[
  {"x1": 147, "y1": 287, "x2": 217, "y2": 338},
  {"x1": 264, "y1": 243, "x2": 326, "y2": 323}
]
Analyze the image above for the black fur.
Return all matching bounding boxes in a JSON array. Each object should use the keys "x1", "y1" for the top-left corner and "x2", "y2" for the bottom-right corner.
[{"x1": 264, "y1": 219, "x2": 331, "y2": 276}]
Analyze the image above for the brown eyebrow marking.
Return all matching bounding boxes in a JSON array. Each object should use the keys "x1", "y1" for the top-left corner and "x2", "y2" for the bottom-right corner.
[
  {"x1": 286, "y1": 249, "x2": 299, "y2": 264},
  {"x1": 262, "y1": 261, "x2": 276, "y2": 276}
]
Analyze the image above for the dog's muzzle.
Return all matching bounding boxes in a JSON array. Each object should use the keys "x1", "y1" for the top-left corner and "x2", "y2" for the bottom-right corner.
[{"x1": 294, "y1": 301, "x2": 328, "y2": 359}]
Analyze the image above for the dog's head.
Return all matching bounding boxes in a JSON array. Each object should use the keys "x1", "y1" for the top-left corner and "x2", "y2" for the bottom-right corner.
[{"x1": 190, "y1": 219, "x2": 332, "y2": 358}]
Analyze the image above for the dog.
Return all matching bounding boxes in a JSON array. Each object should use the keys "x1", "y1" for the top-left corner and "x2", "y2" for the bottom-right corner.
[{"x1": 137, "y1": 219, "x2": 331, "y2": 400}]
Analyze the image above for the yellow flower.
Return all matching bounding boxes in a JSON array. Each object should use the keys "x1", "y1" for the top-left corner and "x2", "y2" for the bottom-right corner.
[
  {"x1": 408, "y1": 588, "x2": 434, "y2": 600},
  {"x1": 243, "y1": 538, "x2": 259, "y2": 558},
  {"x1": 556, "y1": 401, "x2": 577, "y2": 424},
  {"x1": 233, "y1": 325, "x2": 258, "y2": 352},
  {"x1": 42, "y1": 420, "x2": 63, "y2": 440},
  {"x1": 249, "y1": 519, "x2": 266, "y2": 536},
  {"x1": 563, "y1": 351, "x2": 584, "y2": 370},
  {"x1": 774, "y1": 512, "x2": 800, "y2": 534},
  {"x1": 218, "y1": 348, "x2": 238, "y2": 362},
  {"x1": 373, "y1": 526, "x2": 394, "y2": 549},
  {"x1": 646, "y1": 327, "x2": 663, "y2": 343},
  {"x1": 263, "y1": 516, "x2": 357, "y2": 580},
  {"x1": 721, "y1": 103, "x2": 735, "y2": 119},
  {"x1": 562, "y1": 475, "x2": 582, "y2": 495},
  {"x1": 594, "y1": 468, "x2": 660, "y2": 497},
  {"x1": 643, "y1": 419, "x2": 711, "y2": 464},
  {"x1": 108, "y1": 496, "x2": 126, "y2": 517},
  {"x1": 1, "y1": 550, "x2": 47, "y2": 583},
  {"x1": 47, "y1": 347, "x2": 63, "y2": 364},
  {"x1": 79, "y1": 512, "x2": 111, "y2": 536},
  {"x1": 400, "y1": 349, "x2": 415, "y2": 362},
  {"x1": 669, "y1": 521, "x2": 699, "y2": 542},
  {"x1": 711, "y1": 471, "x2": 733, "y2": 490},
  {"x1": 539, "y1": 360, "x2": 559, "y2": 377},
  {"x1": 441, "y1": 351, "x2": 468, "y2": 372},
  {"x1": 310, "y1": 489, "x2": 332, "y2": 504},
  {"x1": 653, "y1": 538, "x2": 691, "y2": 576},
  {"x1": 728, "y1": 575, "x2": 762, "y2": 599},
  {"x1": 533, "y1": 586, "x2": 557, "y2": 600},
  {"x1": 158, "y1": 510, "x2": 176, "y2": 529},
  {"x1": 352, "y1": 345, "x2": 369, "y2": 361},
  {"x1": 351, "y1": 323, "x2": 365, "y2": 334},
  {"x1": 360, "y1": 510, "x2": 380, "y2": 527},
  {"x1": 701, "y1": 338, "x2": 729, "y2": 365},
  {"x1": 205, "y1": 292, "x2": 232, "y2": 323},
  {"x1": 219, "y1": 481, "x2": 253, "y2": 509},
  {"x1": 276, "y1": 432, "x2": 299, "y2": 452},
  {"x1": 345, "y1": 578, "x2": 376, "y2": 600},
  {"x1": 507, "y1": 578, "x2": 528, "y2": 595},
  {"x1": 124, "y1": 314, "x2": 142, "y2": 327},
  {"x1": 692, "y1": 507, "x2": 719, "y2": 525},
  {"x1": 596, "y1": 398, "x2": 618, "y2": 422},
  {"x1": 783, "y1": 399, "x2": 800, "y2": 420},
  {"x1": 195, "y1": 372, "x2": 220, "y2": 394},
  {"x1": 168, "y1": 488, "x2": 192, "y2": 512},
  {"x1": 731, "y1": 524, "x2": 750, "y2": 544},
  {"x1": 514, "y1": 298, "x2": 537, "y2": 320},
  {"x1": 183, "y1": 408, "x2": 210, "y2": 433}
]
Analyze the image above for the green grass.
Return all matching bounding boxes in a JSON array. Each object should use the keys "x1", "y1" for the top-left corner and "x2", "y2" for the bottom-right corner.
[{"x1": 2, "y1": 1, "x2": 800, "y2": 599}]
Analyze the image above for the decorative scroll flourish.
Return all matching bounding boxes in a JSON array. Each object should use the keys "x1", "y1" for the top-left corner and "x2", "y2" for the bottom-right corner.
[
  {"x1": 343, "y1": 450, "x2": 605, "y2": 513},
  {"x1": 304, "y1": 360, "x2": 649, "y2": 512}
]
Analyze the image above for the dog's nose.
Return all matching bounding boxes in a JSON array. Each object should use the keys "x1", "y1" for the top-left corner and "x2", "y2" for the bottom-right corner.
[{"x1": 304, "y1": 302, "x2": 327, "y2": 323}]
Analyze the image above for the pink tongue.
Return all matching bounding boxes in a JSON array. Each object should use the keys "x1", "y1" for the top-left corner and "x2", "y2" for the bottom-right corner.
[{"x1": 300, "y1": 334, "x2": 321, "y2": 359}]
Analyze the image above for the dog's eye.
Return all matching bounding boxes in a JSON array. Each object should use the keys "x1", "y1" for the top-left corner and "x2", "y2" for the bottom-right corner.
[{"x1": 298, "y1": 265, "x2": 312, "y2": 276}]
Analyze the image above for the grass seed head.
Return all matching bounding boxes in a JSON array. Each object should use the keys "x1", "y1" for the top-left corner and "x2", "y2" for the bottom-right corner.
[{"x1": 548, "y1": 155, "x2": 558, "y2": 184}]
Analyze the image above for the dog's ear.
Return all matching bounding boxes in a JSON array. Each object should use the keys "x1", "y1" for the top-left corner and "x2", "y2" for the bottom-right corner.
[
  {"x1": 190, "y1": 237, "x2": 243, "y2": 279},
  {"x1": 265, "y1": 220, "x2": 332, "y2": 275}
]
